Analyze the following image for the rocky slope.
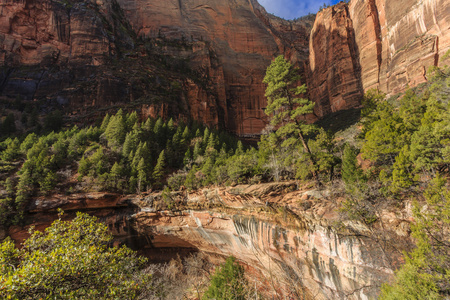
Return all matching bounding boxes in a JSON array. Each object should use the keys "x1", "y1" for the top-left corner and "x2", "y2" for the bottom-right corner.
[{"x1": 5, "y1": 182, "x2": 412, "y2": 299}]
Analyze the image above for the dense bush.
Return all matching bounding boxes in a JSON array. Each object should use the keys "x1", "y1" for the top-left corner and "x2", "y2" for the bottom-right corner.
[{"x1": 0, "y1": 211, "x2": 150, "y2": 299}]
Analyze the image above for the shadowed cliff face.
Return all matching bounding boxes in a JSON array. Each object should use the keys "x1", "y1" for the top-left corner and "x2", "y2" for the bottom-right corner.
[
  {"x1": 306, "y1": 3, "x2": 363, "y2": 119},
  {"x1": 102, "y1": 0, "x2": 315, "y2": 135}
]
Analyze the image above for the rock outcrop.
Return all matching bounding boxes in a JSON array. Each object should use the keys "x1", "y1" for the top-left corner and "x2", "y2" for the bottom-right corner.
[
  {"x1": 307, "y1": 0, "x2": 450, "y2": 118},
  {"x1": 348, "y1": 0, "x2": 450, "y2": 95},
  {"x1": 8, "y1": 182, "x2": 411, "y2": 299},
  {"x1": 307, "y1": 3, "x2": 363, "y2": 118}
]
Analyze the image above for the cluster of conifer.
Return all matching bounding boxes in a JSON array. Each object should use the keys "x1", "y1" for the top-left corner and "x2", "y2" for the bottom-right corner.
[{"x1": 340, "y1": 65, "x2": 450, "y2": 299}]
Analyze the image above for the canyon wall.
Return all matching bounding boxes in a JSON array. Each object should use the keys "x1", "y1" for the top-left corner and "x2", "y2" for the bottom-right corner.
[
  {"x1": 0, "y1": 0, "x2": 314, "y2": 136},
  {"x1": 1, "y1": 0, "x2": 449, "y2": 133},
  {"x1": 307, "y1": 0, "x2": 450, "y2": 118},
  {"x1": 347, "y1": 0, "x2": 450, "y2": 95}
]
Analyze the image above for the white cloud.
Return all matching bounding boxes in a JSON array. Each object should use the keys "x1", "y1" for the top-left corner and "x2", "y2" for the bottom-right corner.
[{"x1": 258, "y1": 0, "x2": 334, "y2": 19}]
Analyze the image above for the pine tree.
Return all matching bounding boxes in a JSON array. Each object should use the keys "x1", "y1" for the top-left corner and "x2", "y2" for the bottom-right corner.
[
  {"x1": 1, "y1": 138, "x2": 20, "y2": 161},
  {"x1": 152, "y1": 150, "x2": 166, "y2": 187},
  {"x1": 109, "y1": 162, "x2": 123, "y2": 190},
  {"x1": 193, "y1": 141, "x2": 202, "y2": 161},
  {"x1": 181, "y1": 126, "x2": 190, "y2": 144},
  {"x1": 342, "y1": 144, "x2": 365, "y2": 187},
  {"x1": 40, "y1": 171, "x2": 57, "y2": 194},
  {"x1": 183, "y1": 148, "x2": 192, "y2": 166},
  {"x1": 91, "y1": 147, "x2": 107, "y2": 175},
  {"x1": 122, "y1": 132, "x2": 137, "y2": 158},
  {"x1": 167, "y1": 118, "x2": 175, "y2": 134},
  {"x1": 103, "y1": 110, "x2": 126, "y2": 148},
  {"x1": 142, "y1": 117, "x2": 154, "y2": 133},
  {"x1": 391, "y1": 146, "x2": 414, "y2": 193},
  {"x1": 100, "y1": 113, "x2": 111, "y2": 132},
  {"x1": 202, "y1": 127, "x2": 210, "y2": 149},
  {"x1": 263, "y1": 55, "x2": 319, "y2": 184},
  {"x1": 137, "y1": 158, "x2": 148, "y2": 193},
  {"x1": 235, "y1": 141, "x2": 244, "y2": 156},
  {"x1": 126, "y1": 111, "x2": 138, "y2": 131},
  {"x1": 15, "y1": 169, "x2": 33, "y2": 208}
]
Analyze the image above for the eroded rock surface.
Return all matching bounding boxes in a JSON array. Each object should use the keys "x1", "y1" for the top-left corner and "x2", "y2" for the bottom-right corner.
[
  {"x1": 7, "y1": 182, "x2": 411, "y2": 300},
  {"x1": 348, "y1": 0, "x2": 450, "y2": 94}
]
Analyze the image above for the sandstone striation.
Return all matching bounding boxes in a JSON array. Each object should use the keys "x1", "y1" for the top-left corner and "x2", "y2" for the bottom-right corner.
[
  {"x1": 306, "y1": 3, "x2": 363, "y2": 118},
  {"x1": 0, "y1": 0, "x2": 314, "y2": 136},
  {"x1": 6, "y1": 182, "x2": 412, "y2": 299},
  {"x1": 347, "y1": 0, "x2": 450, "y2": 94}
]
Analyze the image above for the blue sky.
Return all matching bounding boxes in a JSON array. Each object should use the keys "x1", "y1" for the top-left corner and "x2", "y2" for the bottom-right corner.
[{"x1": 258, "y1": 0, "x2": 341, "y2": 19}]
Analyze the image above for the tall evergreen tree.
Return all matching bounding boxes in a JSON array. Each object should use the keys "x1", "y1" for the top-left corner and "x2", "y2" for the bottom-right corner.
[
  {"x1": 103, "y1": 110, "x2": 126, "y2": 148},
  {"x1": 342, "y1": 144, "x2": 365, "y2": 187},
  {"x1": 263, "y1": 55, "x2": 319, "y2": 184},
  {"x1": 152, "y1": 150, "x2": 166, "y2": 186}
]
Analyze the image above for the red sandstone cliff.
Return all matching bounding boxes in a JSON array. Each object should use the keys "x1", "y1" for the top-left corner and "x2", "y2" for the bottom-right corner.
[
  {"x1": 1, "y1": 0, "x2": 450, "y2": 134},
  {"x1": 309, "y1": 0, "x2": 450, "y2": 113},
  {"x1": 0, "y1": 0, "x2": 314, "y2": 136},
  {"x1": 349, "y1": 0, "x2": 450, "y2": 95}
]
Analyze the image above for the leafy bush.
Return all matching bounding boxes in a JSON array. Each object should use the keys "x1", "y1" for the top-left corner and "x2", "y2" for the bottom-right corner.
[{"x1": 0, "y1": 211, "x2": 150, "y2": 299}]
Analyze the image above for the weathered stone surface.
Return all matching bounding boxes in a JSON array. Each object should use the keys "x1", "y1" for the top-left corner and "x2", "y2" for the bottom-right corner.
[
  {"x1": 307, "y1": 3, "x2": 363, "y2": 118},
  {"x1": 7, "y1": 182, "x2": 411, "y2": 299},
  {"x1": 348, "y1": 0, "x2": 450, "y2": 94},
  {"x1": 306, "y1": 0, "x2": 450, "y2": 116},
  {"x1": 0, "y1": 0, "x2": 314, "y2": 136}
]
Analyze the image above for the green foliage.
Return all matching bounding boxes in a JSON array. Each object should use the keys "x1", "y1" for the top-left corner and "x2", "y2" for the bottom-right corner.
[
  {"x1": 341, "y1": 144, "x2": 365, "y2": 188},
  {"x1": 203, "y1": 256, "x2": 248, "y2": 300},
  {"x1": 152, "y1": 150, "x2": 166, "y2": 187},
  {"x1": 1, "y1": 138, "x2": 20, "y2": 162},
  {"x1": 380, "y1": 174, "x2": 450, "y2": 299},
  {"x1": 358, "y1": 65, "x2": 450, "y2": 194},
  {"x1": 103, "y1": 109, "x2": 126, "y2": 148},
  {"x1": 0, "y1": 211, "x2": 150, "y2": 299},
  {"x1": 263, "y1": 55, "x2": 319, "y2": 183}
]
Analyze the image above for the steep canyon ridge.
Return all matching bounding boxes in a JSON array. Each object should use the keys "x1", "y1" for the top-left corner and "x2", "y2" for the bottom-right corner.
[
  {"x1": 1, "y1": 0, "x2": 450, "y2": 299},
  {"x1": 1, "y1": 0, "x2": 449, "y2": 135}
]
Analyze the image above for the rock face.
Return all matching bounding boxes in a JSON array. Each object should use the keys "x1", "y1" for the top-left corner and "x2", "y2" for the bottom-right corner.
[
  {"x1": 0, "y1": 0, "x2": 314, "y2": 136},
  {"x1": 348, "y1": 0, "x2": 450, "y2": 94},
  {"x1": 1, "y1": 0, "x2": 449, "y2": 133},
  {"x1": 8, "y1": 182, "x2": 409, "y2": 299},
  {"x1": 307, "y1": 3, "x2": 363, "y2": 118},
  {"x1": 307, "y1": 0, "x2": 450, "y2": 118}
]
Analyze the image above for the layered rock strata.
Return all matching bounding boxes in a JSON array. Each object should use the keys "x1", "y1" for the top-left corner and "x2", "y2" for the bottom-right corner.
[
  {"x1": 8, "y1": 182, "x2": 411, "y2": 299},
  {"x1": 0, "y1": 0, "x2": 314, "y2": 136}
]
